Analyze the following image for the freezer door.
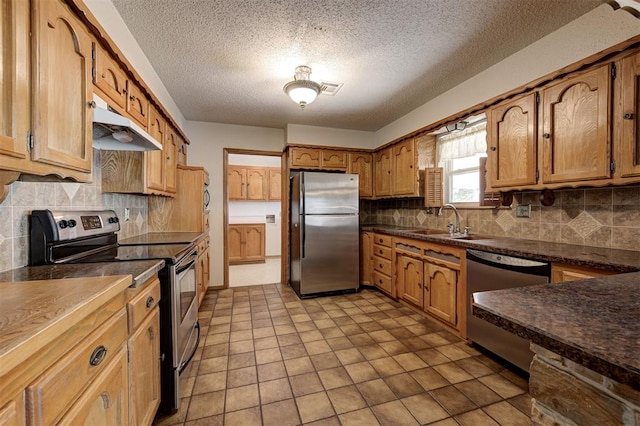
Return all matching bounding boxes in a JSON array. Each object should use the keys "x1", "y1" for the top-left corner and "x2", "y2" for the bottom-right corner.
[
  {"x1": 299, "y1": 214, "x2": 359, "y2": 295},
  {"x1": 303, "y1": 172, "x2": 358, "y2": 215}
]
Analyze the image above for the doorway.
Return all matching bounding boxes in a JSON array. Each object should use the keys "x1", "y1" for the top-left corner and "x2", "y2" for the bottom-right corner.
[{"x1": 224, "y1": 149, "x2": 284, "y2": 287}]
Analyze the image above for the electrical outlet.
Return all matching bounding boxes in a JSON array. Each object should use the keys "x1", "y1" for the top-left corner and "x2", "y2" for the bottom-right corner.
[
  {"x1": 124, "y1": 208, "x2": 130, "y2": 221},
  {"x1": 516, "y1": 204, "x2": 531, "y2": 218}
]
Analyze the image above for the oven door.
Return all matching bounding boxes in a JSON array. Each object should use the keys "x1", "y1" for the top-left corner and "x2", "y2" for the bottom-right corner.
[{"x1": 172, "y1": 249, "x2": 199, "y2": 371}]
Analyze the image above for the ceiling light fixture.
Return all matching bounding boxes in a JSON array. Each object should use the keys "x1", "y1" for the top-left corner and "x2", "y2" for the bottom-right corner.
[
  {"x1": 283, "y1": 65, "x2": 322, "y2": 109},
  {"x1": 445, "y1": 120, "x2": 468, "y2": 132}
]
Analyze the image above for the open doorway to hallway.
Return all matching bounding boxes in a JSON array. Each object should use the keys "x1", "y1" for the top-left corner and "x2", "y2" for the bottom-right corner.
[{"x1": 225, "y1": 151, "x2": 283, "y2": 287}]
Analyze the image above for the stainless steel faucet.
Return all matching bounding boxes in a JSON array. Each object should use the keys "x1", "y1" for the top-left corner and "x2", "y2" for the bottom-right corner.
[{"x1": 438, "y1": 203, "x2": 461, "y2": 235}]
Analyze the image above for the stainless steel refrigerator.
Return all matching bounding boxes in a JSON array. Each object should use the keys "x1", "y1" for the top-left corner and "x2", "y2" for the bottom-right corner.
[{"x1": 290, "y1": 172, "x2": 359, "y2": 297}]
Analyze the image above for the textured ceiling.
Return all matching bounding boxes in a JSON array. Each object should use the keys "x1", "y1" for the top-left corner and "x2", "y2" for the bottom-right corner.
[{"x1": 111, "y1": 0, "x2": 604, "y2": 131}]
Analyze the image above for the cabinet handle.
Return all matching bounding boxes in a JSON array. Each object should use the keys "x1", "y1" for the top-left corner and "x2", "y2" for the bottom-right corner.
[
  {"x1": 418, "y1": 282, "x2": 423, "y2": 288},
  {"x1": 88, "y1": 100, "x2": 96, "y2": 108},
  {"x1": 624, "y1": 113, "x2": 634, "y2": 120},
  {"x1": 146, "y1": 296, "x2": 155, "y2": 308},
  {"x1": 100, "y1": 392, "x2": 111, "y2": 409},
  {"x1": 148, "y1": 326, "x2": 155, "y2": 340},
  {"x1": 490, "y1": 146, "x2": 497, "y2": 151},
  {"x1": 89, "y1": 345, "x2": 108, "y2": 366},
  {"x1": 542, "y1": 133, "x2": 551, "y2": 139},
  {"x1": 379, "y1": 238, "x2": 383, "y2": 243},
  {"x1": 379, "y1": 264, "x2": 383, "y2": 268},
  {"x1": 130, "y1": 95, "x2": 136, "y2": 101},
  {"x1": 378, "y1": 249, "x2": 383, "y2": 254}
]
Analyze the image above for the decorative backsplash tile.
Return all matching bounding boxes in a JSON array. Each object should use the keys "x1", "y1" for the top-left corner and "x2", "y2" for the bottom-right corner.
[
  {"x1": 361, "y1": 185, "x2": 640, "y2": 252},
  {"x1": 0, "y1": 150, "x2": 149, "y2": 272}
]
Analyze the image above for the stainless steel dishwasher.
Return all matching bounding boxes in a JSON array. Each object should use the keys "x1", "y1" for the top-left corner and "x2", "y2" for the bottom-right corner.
[{"x1": 467, "y1": 249, "x2": 550, "y2": 372}]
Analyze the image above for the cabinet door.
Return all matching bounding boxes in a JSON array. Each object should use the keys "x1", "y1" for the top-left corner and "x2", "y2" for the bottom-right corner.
[
  {"x1": 397, "y1": 254, "x2": 423, "y2": 308},
  {"x1": 620, "y1": 52, "x2": 640, "y2": 177},
  {"x1": 321, "y1": 150, "x2": 348, "y2": 170},
  {"x1": 228, "y1": 225, "x2": 243, "y2": 263},
  {"x1": 243, "y1": 225, "x2": 265, "y2": 262},
  {"x1": 227, "y1": 166, "x2": 247, "y2": 200},
  {"x1": 128, "y1": 308, "x2": 160, "y2": 426},
  {"x1": 0, "y1": 394, "x2": 25, "y2": 426},
  {"x1": 31, "y1": 0, "x2": 93, "y2": 174},
  {"x1": 392, "y1": 139, "x2": 417, "y2": 195},
  {"x1": 289, "y1": 147, "x2": 320, "y2": 168},
  {"x1": 164, "y1": 128, "x2": 178, "y2": 194},
  {"x1": 424, "y1": 263, "x2": 457, "y2": 326},
  {"x1": 348, "y1": 153, "x2": 373, "y2": 197},
  {"x1": 268, "y1": 168, "x2": 282, "y2": 200},
  {"x1": 59, "y1": 346, "x2": 128, "y2": 426},
  {"x1": 374, "y1": 147, "x2": 392, "y2": 197},
  {"x1": 93, "y1": 44, "x2": 128, "y2": 111},
  {"x1": 203, "y1": 247, "x2": 210, "y2": 290},
  {"x1": 488, "y1": 93, "x2": 538, "y2": 188},
  {"x1": 126, "y1": 82, "x2": 149, "y2": 129},
  {"x1": 541, "y1": 64, "x2": 612, "y2": 184},
  {"x1": 246, "y1": 168, "x2": 267, "y2": 200},
  {"x1": 0, "y1": 0, "x2": 30, "y2": 171},
  {"x1": 359, "y1": 232, "x2": 373, "y2": 285},
  {"x1": 145, "y1": 106, "x2": 166, "y2": 192}
]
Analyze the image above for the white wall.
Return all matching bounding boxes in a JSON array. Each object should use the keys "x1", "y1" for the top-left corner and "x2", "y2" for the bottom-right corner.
[
  {"x1": 286, "y1": 124, "x2": 375, "y2": 149},
  {"x1": 375, "y1": 4, "x2": 640, "y2": 146},
  {"x1": 185, "y1": 122, "x2": 285, "y2": 286},
  {"x1": 83, "y1": 0, "x2": 186, "y2": 129}
]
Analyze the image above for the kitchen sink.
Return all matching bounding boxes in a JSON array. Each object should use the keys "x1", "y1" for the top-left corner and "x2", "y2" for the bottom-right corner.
[{"x1": 407, "y1": 229, "x2": 491, "y2": 240}]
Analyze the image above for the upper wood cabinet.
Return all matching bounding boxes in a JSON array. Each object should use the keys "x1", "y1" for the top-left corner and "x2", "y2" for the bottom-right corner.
[
  {"x1": 348, "y1": 152, "x2": 373, "y2": 198},
  {"x1": 321, "y1": 150, "x2": 348, "y2": 170},
  {"x1": 289, "y1": 147, "x2": 320, "y2": 169},
  {"x1": 31, "y1": 0, "x2": 93, "y2": 175},
  {"x1": 228, "y1": 165, "x2": 279, "y2": 201},
  {"x1": 164, "y1": 127, "x2": 178, "y2": 193},
  {"x1": 392, "y1": 139, "x2": 418, "y2": 195},
  {"x1": 374, "y1": 147, "x2": 392, "y2": 197},
  {"x1": 541, "y1": 64, "x2": 612, "y2": 184},
  {"x1": 619, "y1": 51, "x2": 640, "y2": 178},
  {"x1": 145, "y1": 106, "x2": 166, "y2": 192},
  {"x1": 487, "y1": 93, "x2": 538, "y2": 189},
  {"x1": 0, "y1": 0, "x2": 30, "y2": 174},
  {"x1": 268, "y1": 168, "x2": 282, "y2": 200},
  {"x1": 126, "y1": 82, "x2": 149, "y2": 130},
  {"x1": 93, "y1": 43, "x2": 128, "y2": 111}
]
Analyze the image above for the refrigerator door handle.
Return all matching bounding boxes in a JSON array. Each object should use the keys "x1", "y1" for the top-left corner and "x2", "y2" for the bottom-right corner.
[{"x1": 301, "y1": 179, "x2": 305, "y2": 259}]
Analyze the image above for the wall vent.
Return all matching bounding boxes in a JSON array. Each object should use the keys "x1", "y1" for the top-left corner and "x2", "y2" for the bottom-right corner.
[{"x1": 320, "y1": 81, "x2": 343, "y2": 96}]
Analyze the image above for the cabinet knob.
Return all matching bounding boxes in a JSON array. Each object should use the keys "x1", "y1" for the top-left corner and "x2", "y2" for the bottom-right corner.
[
  {"x1": 88, "y1": 100, "x2": 96, "y2": 108},
  {"x1": 542, "y1": 133, "x2": 551, "y2": 139},
  {"x1": 89, "y1": 345, "x2": 108, "y2": 366},
  {"x1": 490, "y1": 146, "x2": 497, "y2": 151},
  {"x1": 624, "y1": 113, "x2": 634, "y2": 120},
  {"x1": 146, "y1": 296, "x2": 155, "y2": 308},
  {"x1": 130, "y1": 95, "x2": 136, "y2": 101}
]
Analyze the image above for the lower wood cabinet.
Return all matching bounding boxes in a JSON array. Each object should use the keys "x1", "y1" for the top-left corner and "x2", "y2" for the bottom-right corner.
[
  {"x1": 360, "y1": 231, "x2": 373, "y2": 285},
  {"x1": 228, "y1": 224, "x2": 266, "y2": 264},
  {"x1": 196, "y1": 237, "x2": 211, "y2": 306},
  {"x1": 125, "y1": 275, "x2": 161, "y2": 426},
  {"x1": 396, "y1": 253, "x2": 423, "y2": 307},
  {"x1": 392, "y1": 236, "x2": 466, "y2": 336},
  {"x1": 551, "y1": 263, "x2": 615, "y2": 283}
]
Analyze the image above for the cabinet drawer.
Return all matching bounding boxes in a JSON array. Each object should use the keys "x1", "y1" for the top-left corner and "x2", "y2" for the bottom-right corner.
[
  {"x1": 373, "y1": 234, "x2": 392, "y2": 247},
  {"x1": 373, "y1": 256, "x2": 392, "y2": 276},
  {"x1": 127, "y1": 278, "x2": 160, "y2": 332},
  {"x1": 373, "y1": 244, "x2": 392, "y2": 260},
  {"x1": 25, "y1": 309, "x2": 127, "y2": 425},
  {"x1": 372, "y1": 271, "x2": 392, "y2": 294}
]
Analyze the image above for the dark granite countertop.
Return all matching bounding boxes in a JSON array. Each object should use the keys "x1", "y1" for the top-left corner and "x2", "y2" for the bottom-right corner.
[
  {"x1": 119, "y1": 232, "x2": 205, "y2": 245},
  {"x1": 472, "y1": 274, "x2": 640, "y2": 390},
  {"x1": 361, "y1": 224, "x2": 640, "y2": 272},
  {"x1": 0, "y1": 260, "x2": 164, "y2": 288}
]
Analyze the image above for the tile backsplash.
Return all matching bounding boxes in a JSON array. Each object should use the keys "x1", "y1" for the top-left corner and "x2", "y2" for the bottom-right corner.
[
  {"x1": 361, "y1": 185, "x2": 640, "y2": 252},
  {"x1": 0, "y1": 150, "x2": 148, "y2": 272}
]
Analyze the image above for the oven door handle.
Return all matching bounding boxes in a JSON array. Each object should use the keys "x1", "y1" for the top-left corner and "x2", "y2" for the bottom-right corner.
[
  {"x1": 178, "y1": 321, "x2": 200, "y2": 374},
  {"x1": 176, "y1": 254, "x2": 197, "y2": 275}
]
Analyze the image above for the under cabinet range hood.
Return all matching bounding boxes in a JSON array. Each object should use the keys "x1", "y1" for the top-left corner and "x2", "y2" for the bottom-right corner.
[{"x1": 92, "y1": 94, "x2": 162, "y2": 151}]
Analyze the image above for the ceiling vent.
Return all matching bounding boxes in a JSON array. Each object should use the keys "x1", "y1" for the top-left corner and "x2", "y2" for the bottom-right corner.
[{"x1": 320, "y1": 81, "x2": 343, "y2": 96}]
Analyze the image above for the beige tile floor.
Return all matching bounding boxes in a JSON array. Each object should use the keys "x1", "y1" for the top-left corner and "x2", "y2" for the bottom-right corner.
[
  {"x1": 229, "y1": 257, "x2": 281, "y2": 287},
  {"x1": 155, "y1": 285, "x2": 531, "y2": 426}
]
